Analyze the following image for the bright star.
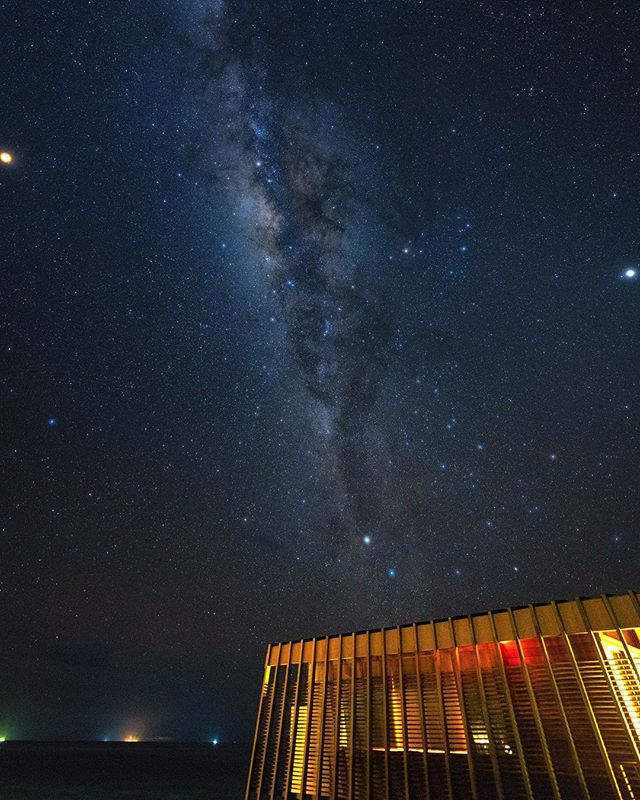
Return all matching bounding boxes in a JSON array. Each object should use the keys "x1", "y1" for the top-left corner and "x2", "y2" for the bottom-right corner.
[
  {"x1": 362, "y1": 535, "x2": 371, "y2": 545},
  {"x1": 388, "y1": 568, "x2": 396, "y2": 577},
  {"x1": 623, "y1": 268, "x2": 637, "y2": 279},
  {"x1": 0, "y1": 151, "x2": 13, "y2": 165},
  {"x1": 48, "y1": 418, "x2": 57, "y2": 426}
]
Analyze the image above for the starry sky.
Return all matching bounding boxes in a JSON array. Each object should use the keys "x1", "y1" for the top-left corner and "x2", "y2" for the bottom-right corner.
[{"x1": 1, "y1": 0, "x2": 639, "y2": 742}]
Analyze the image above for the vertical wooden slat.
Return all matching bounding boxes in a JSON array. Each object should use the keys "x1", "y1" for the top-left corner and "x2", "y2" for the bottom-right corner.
[
  {"x1": 314, "y1": 638, "x2": 330, "y2": 800},
  {"x1": 300, "y1": 639, "x2": 317, "y2": 798},
  {"x1": 397, "y1": 627, "x2": 411, "y2": 800},
  {"x1": 284, "y1": 640, "x2": 305, "y2": 799},
  {"x1": 348, "y1": 632, "x2": 357, "y2": 800},
  {"x1": 246, "y1": 644, "x2": 273, "y2": 800},
  {"x1": 269, "y1": 647, "x2": 292, "y2": 800},
  {"x1": 627, "y1": 590, "x2": 640, "y2": 623},
  {"x1": 332, "y1": 635, "x2": 343, "y2": 800},
  {"x1": 381, "y1": 630, "x2": 390, "y2": 800},
  {"x1": 506, "y1": 608, "x2": 563, "y2": 800},
  {"x1": 448, "y1": 618, "x2": 479, "y2": 800},
  {"x1": 529, "y1": 605, "x2": 591, "y2": 800},
  {"x1": 468, "y1": 616, "x2": 505, "y2": 800},
  {"x1": 256, "y1": 643, "x2": 282, "y2": 800},
  {"x1": 412, "y1": 624, "x2": 431, "y2": 800},
  {"x1": 433, "y1": 623, "x2": 454, "y2": 800},
  {"x1": 553, "y1": 601, "x2": 623, "y2": 800},
  {"x1": 487, "y1": 612, "x2": 535, "y2": 800}
]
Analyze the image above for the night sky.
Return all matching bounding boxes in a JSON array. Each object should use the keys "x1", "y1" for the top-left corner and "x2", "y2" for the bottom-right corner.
[{"x1": 1, "y1": 0, "x2": 639, "y2": 743}]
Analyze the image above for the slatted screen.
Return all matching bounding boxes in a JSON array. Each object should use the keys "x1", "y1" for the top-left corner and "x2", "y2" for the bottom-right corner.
[{"x1": 245, "y1": 591, "x2": 640, "y2": 800}]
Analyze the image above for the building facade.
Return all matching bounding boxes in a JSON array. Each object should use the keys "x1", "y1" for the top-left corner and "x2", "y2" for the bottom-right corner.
[{"x1": 245, "y1": 592, "x2": 640, "y2": 800}]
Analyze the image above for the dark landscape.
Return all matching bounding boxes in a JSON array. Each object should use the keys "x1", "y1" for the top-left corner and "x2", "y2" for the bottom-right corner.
[{"x1": 0, "y1": 742, "x2": 248, "y2": 799}]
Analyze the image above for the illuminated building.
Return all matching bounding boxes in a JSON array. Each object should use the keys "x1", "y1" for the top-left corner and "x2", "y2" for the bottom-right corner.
[{"x1": 245, "y1": 591, "x2": 640, "y2": 799}]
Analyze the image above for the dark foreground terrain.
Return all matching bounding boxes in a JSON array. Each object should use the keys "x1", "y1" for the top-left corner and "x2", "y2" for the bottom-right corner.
[{"x1": 0, "y1": 741, "x2": 249, "y2": 799}]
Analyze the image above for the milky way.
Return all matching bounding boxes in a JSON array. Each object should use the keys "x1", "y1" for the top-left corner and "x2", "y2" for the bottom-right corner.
[
  {"x1": 188, "y1": 1, "x2": 398, "y2": 558},
  {"x1": 3, "y1": 0, "x2": 639, "y2": 739}
]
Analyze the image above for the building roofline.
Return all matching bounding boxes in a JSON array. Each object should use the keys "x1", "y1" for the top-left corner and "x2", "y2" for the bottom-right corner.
[{"x1": 267, "y1": 589, "x2": 640, "y2": 647}]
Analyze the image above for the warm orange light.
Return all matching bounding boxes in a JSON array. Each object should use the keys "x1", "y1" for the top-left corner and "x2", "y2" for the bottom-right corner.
[
  {"x1": 124, "y1": 734, "x2": 139, "y2": 743},
  {"x1": 599, "y1": 632, "x2": 640, "y2": 742},
  {"x1": 389, "y1": 677, "x2": 404, "y2": 748},
  {"x1": 0, "y1": 152, "x2": 13, "y2": 164}
]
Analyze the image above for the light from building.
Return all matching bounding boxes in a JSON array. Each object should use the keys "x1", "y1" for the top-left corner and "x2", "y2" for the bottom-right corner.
[{"x1": 245, "y1": 591, "x2": 640, "y2": 799}]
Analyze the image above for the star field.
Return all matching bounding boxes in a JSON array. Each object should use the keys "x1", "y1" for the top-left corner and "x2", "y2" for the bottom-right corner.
[{"x1": 1, "y1": 0, "x2": 639, "y2": 741}]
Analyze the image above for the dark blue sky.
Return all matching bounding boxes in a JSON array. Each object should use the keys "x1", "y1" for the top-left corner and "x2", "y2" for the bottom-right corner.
[{"x1": 1, "y1": 0, "x2": 638, "y2": 741}]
